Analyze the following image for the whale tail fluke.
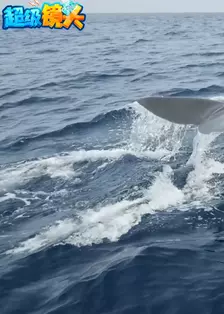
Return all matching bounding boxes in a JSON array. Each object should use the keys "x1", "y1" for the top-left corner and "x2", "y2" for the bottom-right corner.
[{"x1": 136, "y1": 96, "x2": 224, "y2": 134}]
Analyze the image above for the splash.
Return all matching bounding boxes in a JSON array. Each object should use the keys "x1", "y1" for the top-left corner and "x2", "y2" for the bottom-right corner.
[
  {"x1": 5, "y1": 100, "x2": 224, "y2": 255},
  {"x1": 128, "y1": 101, "x2": 188, "y2": 160}
]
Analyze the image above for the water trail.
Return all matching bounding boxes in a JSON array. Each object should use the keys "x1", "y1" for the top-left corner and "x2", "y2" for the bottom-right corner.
[
  {"x1": 184, "y1": 130, "x2": 223, "y2": 201},
  {"x1": 187, "y1": 131, "x2": 218, "y2": 167},
  {"x1": 6, "y1": 167, "x2": 185, "y2": 255},
  {"x1": 186, "y1": 131, "x2": 201, "y2": 166}
]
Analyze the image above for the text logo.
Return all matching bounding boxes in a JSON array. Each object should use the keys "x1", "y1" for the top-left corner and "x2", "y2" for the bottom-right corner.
[{"x1": 2, "y1": 1, "x2": 86, "y2": 30}]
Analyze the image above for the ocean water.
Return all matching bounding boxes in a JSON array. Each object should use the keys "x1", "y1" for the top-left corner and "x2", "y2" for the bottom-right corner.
[{"x1": 1, "y1": 13, "x2": 224, "y2": 314}]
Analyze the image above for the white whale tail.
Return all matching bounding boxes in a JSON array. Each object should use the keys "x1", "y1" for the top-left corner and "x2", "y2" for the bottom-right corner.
[{"x1": 136, "y1": 96, "x2": 224, "y2": 134}]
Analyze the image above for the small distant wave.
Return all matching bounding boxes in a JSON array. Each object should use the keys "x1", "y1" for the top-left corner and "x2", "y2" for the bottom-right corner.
[
  {"x1": 100, "y1": 48, "x2": 121, "y2": 56},
  {"x1": 165, "y1": 31, "x2": 186, "y2": 36},
  {"x1": 23, "y1": 69, "x2": 136, "y2": 92},
  {"x1": 130, "y1": 72, "x2": 167, "y2": 83},
  {"x1": 1, "y1": 72, "x2": 16, "y2": 78},
  {"x1": 0, "y1": 52, "x2": 14, "y2": 56},
  {"x1": 0, "y1": 89, "x2": 21, "y2": 100},
  {"x1": 179, "y1": 62, "x2": 224, "y2": 69},
  {"x1": 35, "y1": 49, "x2": 59, "y2": 54},
  {"x1": 0, "y1": 96, "x2": 68, "y2": 111},
  {"x1": 119, "y1": 68, "x2": 137, "y2": 75},
  {"x1": 82, "y1": 70, "x2": 136, "y2": 80},
  {"x1": 216, "y1": 72, "x2": 224, "y2": 77},
  {"x1": 182, "y1": 52, "x2": 224, "y2": 57},
  {"x1": 159, "y1": 85, "x2": 224, "y2": 97},
  {"x1": 134, "y1": 39, "x2": 151, "y2": 44},
  {"x1": 46, "y1": 69, "x2": 138, "y2": 86}
]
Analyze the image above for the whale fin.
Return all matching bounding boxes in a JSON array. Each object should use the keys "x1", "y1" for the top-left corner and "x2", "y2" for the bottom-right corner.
[{"x1": 137, "y1": 97, "x2": 224, "y2": 134}]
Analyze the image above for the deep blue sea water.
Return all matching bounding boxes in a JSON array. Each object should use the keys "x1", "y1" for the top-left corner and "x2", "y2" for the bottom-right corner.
[{"x1": 2, "y1": 13, "x2": 224, "y2": 314}]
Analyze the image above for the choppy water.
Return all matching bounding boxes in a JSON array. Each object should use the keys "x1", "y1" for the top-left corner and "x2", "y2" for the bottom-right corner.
[{"x1": 1, "y1": 13, "x2": 224, "y2": 314}]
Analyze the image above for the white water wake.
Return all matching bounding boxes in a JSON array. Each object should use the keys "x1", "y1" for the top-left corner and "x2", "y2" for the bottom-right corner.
[{"x1": 5, "y1": 99, "x2": 224, "y2": 255}]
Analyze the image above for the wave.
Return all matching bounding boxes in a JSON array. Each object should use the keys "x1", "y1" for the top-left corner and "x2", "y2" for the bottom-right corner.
[
  {"x1": 0, "y1": 96, "x2": 68, "y2": 111},
  {"x1": 134, "y1": 39, "x2": 151, "y2": 44},
  {"x1": 3, "y1": 108, "x2": 132, "y2": 149},
  {"x1": 159, "y1": 85, "x2": 224, "y2": 97},
  {"x1": 100, "y1": 48, "x2": 121, "y2": 56},
  {"x1": 0, "y1": 89, "x2": 21, "y2": 100},
  {"x1": 79, "y1": 70, "x2": 137, "y2": 80},
  {"x1": 165, "y1": 31, "x2": 186, "y2": 36},
  {"x1": 0, "y1": 147, "x2": 169, "y2": 193},
  {"x1": 182, "y1": 52, "x2": 224, "y2": 57},
  {"x1": 35, "y1": 49, "x2": 59, "y2": 54},
  {"x1": 130, "y1": 72, "x2": 159, "y2": 83},
  {"x1": 179, "y1": 62, "x2": 224, "y2": 69},
  {"x1": 216, "y1": 72, "x2": 224, "y2": 77}
]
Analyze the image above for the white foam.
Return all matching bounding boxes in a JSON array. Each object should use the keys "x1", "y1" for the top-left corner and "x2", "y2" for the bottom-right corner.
[
  {"x1": 0, "y1": 192, "x2": 31, "y2": 205},
  {"x1": 6, "y1": 166, "x2": 185, "y2": 254},
  {"x1": 0, "y1": 148, "x2": 169, "y2": 192},
  {"x1": 210, "y1": 96, "x2": 224, "y2": 102},
  {"x1": 8, "y1": 141, "x2": 223, "y2": 256},
  {"x1": 6, "y1": 219, "x2": 76, "y2": 254}
]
